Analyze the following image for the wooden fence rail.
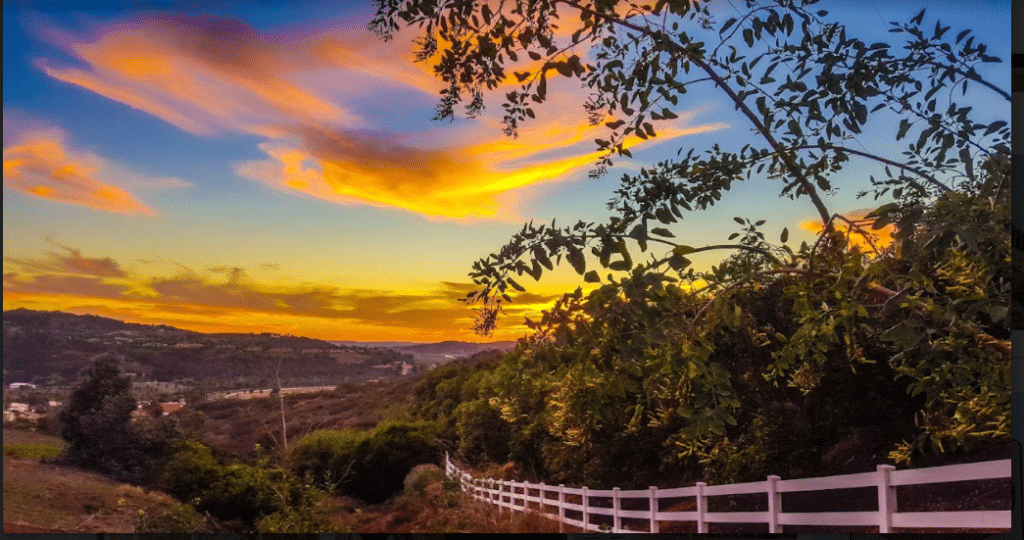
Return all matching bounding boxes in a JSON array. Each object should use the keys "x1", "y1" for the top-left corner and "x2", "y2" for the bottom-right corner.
[{"x1": 443, "y1": 453, "x2": 1010, "y2": 533}]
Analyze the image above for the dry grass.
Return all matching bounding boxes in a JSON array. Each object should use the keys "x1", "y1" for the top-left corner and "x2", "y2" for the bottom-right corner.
[
  {"x1": 3, "y1": 453, "x2": 180, "y2": 533},
  {"x1": 324, "y1": 470, "x2": 582, "y2": 533},
  {"x1": 2, "y1": 428, "x2": 64, "y2": 447}
]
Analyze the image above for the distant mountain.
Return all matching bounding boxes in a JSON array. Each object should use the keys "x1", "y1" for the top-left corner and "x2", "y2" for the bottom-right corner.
[
  {"x1": 2, "y1": 309, "x2": 420, "y2": 387},
  {"x1": 329, "y1": 340, "x2": 424, "y2": 349},
  {"x1": 395, "y1": 340, "x2": 517, "y2": 357}
]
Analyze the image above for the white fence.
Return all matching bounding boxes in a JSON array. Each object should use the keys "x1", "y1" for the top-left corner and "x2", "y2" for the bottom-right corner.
[{"x1": 444, "y1": 454, "x2": 1010, "y2": 533}]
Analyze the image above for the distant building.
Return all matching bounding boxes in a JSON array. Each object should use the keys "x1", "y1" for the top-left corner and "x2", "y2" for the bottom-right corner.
[
  {"x1": 8, "y1": 382, "x2": 36, "y2": 390},
  {"x1": 160, "y1": 402, "x2": 184, "y2": 415}
]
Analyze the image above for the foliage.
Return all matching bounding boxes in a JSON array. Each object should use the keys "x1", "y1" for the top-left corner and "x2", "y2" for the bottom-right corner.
[
  {"x1": 376, "y1": 0, "x2": 1010, "y2": 479},
  {"x1": 403, "y1": 463, "x2": 450, "y2": 496},
  {"x1": 58, "y1": 355, "x2": 143, "y2": 482},
  {"x1": 155, "y1": 440, "x2": 224, "y2": 503},
  {"x1": 290, "y1": 420, "x2": 439, "y2": 503},
  {"x1": 135, "y1": 503, "x2": 210, "y2": 534}
]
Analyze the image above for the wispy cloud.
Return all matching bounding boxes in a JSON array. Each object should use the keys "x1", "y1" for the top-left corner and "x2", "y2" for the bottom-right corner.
[
  {"x1": 5, "y1": 239, "x2": 127, "y2": 278},
  {"x1": 3, "y1": 130, "x2": 157, "y2": 216},
  {"x1": 31, "y1": 12, "x2": 727, "y2": 221},
  {"x1": 3, "y1": 244, "x2": 556, "y2": 340},
  {"x1": 3, "y1": 111, "x2": 192, "y2": 215}
]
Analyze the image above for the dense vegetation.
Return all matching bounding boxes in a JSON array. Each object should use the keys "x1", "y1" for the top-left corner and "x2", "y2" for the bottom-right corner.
[{"x1": 373, "y1": 0, "x2": 1011, "y2": 489}]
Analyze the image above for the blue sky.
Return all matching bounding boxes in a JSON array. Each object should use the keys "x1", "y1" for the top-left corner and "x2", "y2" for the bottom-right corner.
[{"x1": 2, "y1": 0, "x2": 1011, "y2": 341}]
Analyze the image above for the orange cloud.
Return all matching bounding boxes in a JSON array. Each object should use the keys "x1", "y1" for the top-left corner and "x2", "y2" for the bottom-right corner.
[
  {"x1": 799, "y1": 209, "x2": 896, "y2": 253},
  {"x1": 36, "y1": 14, "x2": 371, "y2": 136},
  {"x1": 3, "y1": 133, "x2": 157, "y2": 216},
  {"x1": 3, "y1": 246, "x2": 557, "y2": 341},
  {"x1": 33, "y1": 12, "x2": 727, "y2": 221},
  {"x1": 238, "y1": 108, "x2": 726, "y2": 220},
  {"x1": 5, "y1": 240, "x2": 127, "y2": 278}
]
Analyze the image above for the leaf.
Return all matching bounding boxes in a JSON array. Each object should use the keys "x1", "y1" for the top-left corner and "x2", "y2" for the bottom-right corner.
[
  {"x1": 896, "y1": 119, "x2": 911, "y2": 140},
  {"x1": 507, "y1": 277, "x2": 526, "y2": 292},
  {"x1": 584, "y1": 270, "x2": 601, "y2": 283},
  {"x1": 780, "y1": 227, "x2": 789, "y2": 243},
  {"x1": 609, "y1": 260, "x2": 631, "y2": 271},
  {"x1": 673, "y1": 245, "x2": 696, "y2": 256},
  {"x1": 528, "y1": 50, "x2": 542, "y2": 61},
  {"x1": 655, "y1": 207, "x2": 673, "y2": 224},
  {"x1": 733, "y1": 217, "x2": 746, "y2": 225},
  {"x1": 651, "y1": 227, "x2": 675, "y2": 238},
  {"x1": 566, "y1": 248, "x2": 586, "y2": 275}
]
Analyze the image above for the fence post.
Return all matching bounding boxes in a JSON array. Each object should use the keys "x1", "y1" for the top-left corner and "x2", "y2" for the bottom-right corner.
[
  {"x1": 649, "y1": 486, "x2": 659, "y2": 533},
  {"x1": 613, "y1": 487, "x2": 622, "y2": 532},
  {"x1": 558, "y1": 484, "x2": 566, "y2": 533},
  {"x1": 767, "y1": 475, "x2": 782, "y2": 533},
  {"x1": 582, "y1": 486, "x2": 590, "y2": 532},
  {"x1": 876, "y1": 464, "x2": 896, "y2": 533},
  {"x1": 696, "y1": 482, "x2": 708, "y2": 534},
  {"x1": 540, "y1": 482, "x2": 546, "y2": 514}
]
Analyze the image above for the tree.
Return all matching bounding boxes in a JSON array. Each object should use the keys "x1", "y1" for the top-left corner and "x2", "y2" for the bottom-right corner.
[
  {"x1": 59, "y1": 354, "x2": 140, "y2": 480},
  {"x1": 374, "y1": 0, "x2": 1009, "y2": 467}
]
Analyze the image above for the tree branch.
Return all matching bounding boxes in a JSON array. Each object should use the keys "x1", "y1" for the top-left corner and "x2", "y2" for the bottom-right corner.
[{"x1": 558, "y1": 0, "x2": 833, "y2": 226}]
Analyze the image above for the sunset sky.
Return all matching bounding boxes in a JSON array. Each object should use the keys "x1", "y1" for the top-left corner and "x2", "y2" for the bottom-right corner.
[{"x1": 2, "y1": 0, "x2": 1011, "y2": 342}]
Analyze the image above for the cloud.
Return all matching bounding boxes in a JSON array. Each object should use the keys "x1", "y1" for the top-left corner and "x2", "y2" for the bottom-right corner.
[
  {"x1": 3, "y1": 116, "x2": 191, "y2": 215},
  {"x1": 5, "y1": 240, "x2": 127, "y2": 278},
  {"x1": 36, "y1": 13, "x2": 362, "y2": 137},
  {"x1": 3, "y1": 244, "x2": 551, "y2": 340},
  {"x1": 31, "y1": 12, "x2": 727, "y2": 221},
  {"x1": 3, "y1": 133, "x2": 157, "y2": 216},
  {"x1": 237, "y1": 112, "x2": 726, "y2": 220},
  {"x1": 799, "y1": 208, "x2": 896, "y2": 253}
]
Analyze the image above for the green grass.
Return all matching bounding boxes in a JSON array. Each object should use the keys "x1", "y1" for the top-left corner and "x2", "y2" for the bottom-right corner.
[{"x1": 4, "y1": 444, "x2": 62, "y2": 459}]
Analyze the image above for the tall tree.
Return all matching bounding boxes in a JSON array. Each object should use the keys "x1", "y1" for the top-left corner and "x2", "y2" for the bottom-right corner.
[
  {"x1": 60, "y1": 354, "x2": 140, "y2": 480},
  {"x1": 374, "y1": 0, "x2": 1010, "y2": 466}
]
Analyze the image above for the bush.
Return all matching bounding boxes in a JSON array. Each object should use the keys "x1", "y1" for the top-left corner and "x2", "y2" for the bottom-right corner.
[
  {"x1": 136, "y1": 503, "x2": 209, "y2": 533},
  {"x1": 290, "y1": 420, "x2": 438, "y2": 503},
  {"x1": 403, "y1": 463, "x2": 447, "y2": 495},
  {"x1": 353, "y1": 420, "x2": 438, "y2": 503},
  {"x1": 201, "y1": 463, "x2": 282, "y2": 525},
  {"x1": 289, "y1": 428, "x2": 368, "y2": 490},
  {"x1": 156, "y1": 440, "x2": 223, "y2": 499}
]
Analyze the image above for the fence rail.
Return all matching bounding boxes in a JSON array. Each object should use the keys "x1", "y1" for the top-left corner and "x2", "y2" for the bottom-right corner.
[{"x1": 443, "y1": 454, "x2": 1010, "y2": 533}]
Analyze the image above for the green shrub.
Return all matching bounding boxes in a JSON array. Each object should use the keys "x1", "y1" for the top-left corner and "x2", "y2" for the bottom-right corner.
[
  {"x1": 354, "y1": 420, "x2": 438, "y2": 503},
  {"x1": 289, "y1": 428, "x2": 368, "y2": 490},
  {"x1": 201, "y1": 464, "x2": 282, "y2": 526},
  {"x1": 136, "y1": 503, "x2": 208, "y2": 533},
  {"x1": 403, "y1": 463, "x2": 447, "y2": 495},
  {"x1": 156, "y1": 440, "x2": 224, "y2": 503},
  {"x1": 454, "y1": 399, "x2": 510, "y2": 464},
  {"x1": 290, "y1": 420, "x2": 438, "y2": 504}
]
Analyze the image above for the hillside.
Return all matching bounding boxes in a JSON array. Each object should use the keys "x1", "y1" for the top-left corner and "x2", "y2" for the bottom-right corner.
[
  {"x1": 2, "y1": 309, "x2": 414, "y2": 387},
  {"x1": 3, "y1": 430, "x2": 187, "y2": 533}
]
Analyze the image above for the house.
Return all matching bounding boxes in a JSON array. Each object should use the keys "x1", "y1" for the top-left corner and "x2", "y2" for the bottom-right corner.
[{"x1": 160, "y1": 401, "x2": 185, "y2": 415}]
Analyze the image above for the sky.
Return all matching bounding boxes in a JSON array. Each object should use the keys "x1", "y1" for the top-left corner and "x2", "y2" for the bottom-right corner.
[{"x1": 2, "y1": 0, "x2": 1012, "y2": 342}]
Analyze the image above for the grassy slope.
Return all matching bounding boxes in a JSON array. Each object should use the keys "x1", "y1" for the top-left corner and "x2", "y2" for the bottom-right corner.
[{"x1": 2, "y1": 429, "x2": 178, "y2": 533}]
